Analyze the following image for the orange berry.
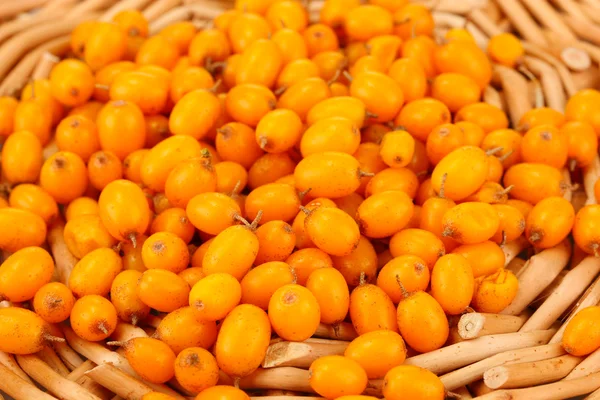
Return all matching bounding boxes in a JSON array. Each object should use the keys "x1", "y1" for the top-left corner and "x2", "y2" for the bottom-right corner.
[
  {"x1": 71, "y1": 295, "x2": 118, "y2": 341},
  {"x1": 345, "y1": 330, "x2": 406, "y2": 379},
  {"x1": 350, "y1": 281, "x2": 398, "y2": 335},
  {"x1": 309, "y1": 356, "x2": 368, "y2": 398},
  {"x1": 383, "y1": 365, "x2": 445, "y2": 400},
  {"x1": 40, "y1": 151, "x2": 88, "y2": 204},
  {"x1": 487, "y1": 33, "x2": 524, "y2": 68},
  {"x1": 97, "y1": 100, "x2": 146, "y2": 160},
  {"x1": 110, "y1": 270, "x2": 150, "y2": 325},
  {"x1": 306, "y1": 267, "x2": 349, "y2": 325},
  {"x1": 377, "y1": 255, "x2": 430, "y2": 303},
  {"x1": 0, "y1": 247, "x2": 54, "y2": 302},
  {"x1": 50, "y1": 59, "x2": 95, "y2": 107},
  {"x1": 155, "y1": 306, "x2": 217, "y2": 354},
  {"x1": 203, "y1": 224, "x2": 260, "y2": 280},
  {"x1": 137, "y1": 269, "x2": 190, "y2": 312},
  {"x1": 389, "y1": 228, "x2": 445, "y2": 270},
  {"x1": 69, "y1": 248, "x2": 123, "y2": 297},
  {"x1": 33, "y1": 282, "x2": 75, "y2": 323},
  {"x1": 394, "y1": 98, "x2": 451, "y2": 142}
]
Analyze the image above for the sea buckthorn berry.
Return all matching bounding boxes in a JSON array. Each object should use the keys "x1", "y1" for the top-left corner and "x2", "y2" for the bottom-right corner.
[
  {"x1": 266, "y1": 0, "x2": 308, "y2": 31},
  {"x1": 254, "y1": 221, "x2": 295, "y2": 264},
  {"x1": 521, "y1": 124, "x2": 568, "y2": 168},
  {"x1": 136, "y1": 35, "x2": 180, "y2": 69},
  {"x1": 356, "y1": 191, "x2": 413, "y2": 238},
  {"x1": 365, "y1": 167, "x2": 419, "y2": 199},
  {"x1": 50, "y1": 59, "x2": 95, "y2": 107},
  {"x1": 420, "y1": 195, "x2": 457, "y2": 250},
  {"x1": 236, "y1": 39, "x2": 283, "y2": 88},
  {"x1": 345, "y1": 330, "x2": 406, "y2": 379},
  {"x1": 55, "y1": 115, "x2": 100, "y2": 162},
  {"x1": 228, "y1": 12, "x2": 271, "y2": 54},
  {"x1": 434, "y1": 41, "x2": 492, "y2": 89},
  {"x1": 165, "y1": 156, "x2": 218, "y2": 209},
  {"x1": 248, "y1": 153, "x2": 296, "y2": 189},
  {"x1": 170, "y1": 66, "x2": 214, "y2": 103},
  {"x1": 565, "y1": 89, "x2": 600, "y2": 135},
  {"x1": 492, "y1": 204, "x2": 526, "y2": 244},
  {"x1": 563, "y1": 121, "x2": 598, "y2": 169},
  {"x1": 256, "y1": 109, "x2": 303, "y2": 153},
  {"x1": 150, "y1": 208, "x2": 194, "y2": 244},
  {"x1": 350, "y1": 55, "x2": 385, "y2": 76},
  {"x1": 452, "y1": 240, "x2": 505, "y2": 278},
  {"x1": 319, "y1": 0, "x2": 361, "y2": 27},
  {"x1": 276, "y1": 59, "x2": 319, "y2": 89},
  {"x1": 179, "y1": 267, "x2": 205, "y2": 288},
  {"x1": 334, "y1": 192, "x2": 364, "y2": 219},
  {"x1": 240, "y1": 261, "x2": 294, "y2": 310},
  {"x1": 487, "y1": 33, "x2": 524, "y2": 68},
  {"x1": 203, "y1": 223, "x2": 260, "y2": 280},
  {"x1": 562, "y1": 306, "x2": 600, "y2": 356},
  {"x1": 431, "y1": 254, "x2": 474, "y2": 315},
  {"x1": 33, "y1": 282, "x2": 75, "y2": 323},
  {"x1": 71, "y1": 20, "x2": 97, "y2": 57},
  {"x1": 379, "y1": 130, "x2": 415, "y2": 168},
  {"x1": 425, "y1": 123, "x2": 466, "y2": 165},
  {"x1": 312, "y1": 51, "x2": 346, "y2": 81},
  {"x1": 350, "y1": 278, "x2": 398, "y2": 335},
  {"x1": 170, "y1": 89, "x2": 221, "y2": 140},
  {"x1": 377, "y1": 255, "x2": 430, "y2": 303},
  {"x1": 286, "y1": 248, "x2": 333, "y2": 285},
  {"x1": 0, "y1": 96, "x2": 17, "y2": 137},
  {"x1": 431, "y1": 73, "x2": 481, "y2": 113},
  {"x1": 269, "y1": 283, "x2": 321, "y2": 341},
  {"x1": 215, "y1": 304, "x2": 271, "y2": 377},
  {"x1": 353, "y1": 143, "x2": 387, "y2": 194},
  {"x1": 0, "y1": 308, "x2": 59, "y2": 355},
  {"x1": 518, "y1": 107, "x2": 565, "y2": 132},
  {"x1": 350, "y1": 72, "x2": 404, "y2": 122},
  {"x1": 526, "y1": 197, "x2": 574, "y2": 249},
  {"x1": 225, "y1": 83, "x2": 276, "y2": 127},
  {"x1": 155, "y1": 306, "x2": 217, "y2": 354},
  {"x1": 189, "y1": 273, "x2": 242, "y2": 321},
  {"x1": 397, "y1": 289, "x2": 449, "y2": 352},
  {"x1": 215, "y1": 162, "x2": 248, "y2": 194},
  {"x1": 143, "y1": 114, "x2": 170, "y2": 148},
  {"x1": 306, "y1": 267, "x2": 349, "y2": 325},
  {"x1": 388, "y1": 58, "x2": 427, "y2": 103},
  {"x1": 40, "y1": 151, "x2": 88, "y2": 204},
  {"x1": 110, "y1": 270, "x2": 150, "y2": 325},
  {"x1": 195, "y1": 386, "x2": 249, "y2": 400},
  {"x1": 278, "y1": 77, "x2": 332, "y2": 122},
  {"x1": 87, "y1": 150, "x2": 123, "y2": 191},
  {"x1": 113, "y1": 337, "x2": 176, "y2": 384},
  {"x1": 455, "y1": 102, "x2": 509, "y2": 133},
  {"x1": 189, "y1": 28, "x2": 230, "y2": 66},
  {"x1": 393, "y1": 4, "x2": 434, "y2": 39},
  {"x1": 0, "y1": 247, "x2": 53, "y2": 302},
  {"x1": 345, "y1": 5, "x2": 393, "y2": 41},
  {"x1": 1, "y1": 131, "x2": 42, "y2": 184},
  {"x1": 84, "y1": 22, "x2": 127, "y2": 71},
  {"x1": 503, "y1": 163, "x2": 566, "y2": 205},
  {"x1": 331, "y1": 235, "x2": 378, "y2": 286},
  {"x1": 294, "y1": 152, "x2": 363, "y2": 199},
  {"x1": 272, "y1": 28, "x2": 308, "y2": 65},
  {"x1": 442, "y1": 202, "x2": 500, "y2": 245},
  {"x1": 389, "y1": 228, "x2": 445, "y2": 270},
  {"x1": 306, "y1": 96, "x2": 368, "y2": 128},
  {"x1": 97, "y1": 100, "x2": 146, "y2": 160},
  {"x1": 120, "y1": 234, "x2": 148, "y2": 272},
  {"x1": 303, "y1": 24, "x2": 339, "y2": 57},
  {"x1": 137, "y1": 269, "x2": 190, "y2": 312},
  {"x1": 174, "y1": 347, "x2": 219, "y2": 393},
  {"x1": 367, "y1": 35, "x2": 403, "y2": 71},
  {"x1": 457, "y1": 121, "x2": 485, "y2": 147},
  {"x1": 71, "y1": 295, "x2": 118, "y2": 341},
  {"x1": 14, "y1": 97, "x2": 52, "y2": 145},
  {"x1": 141, "y1": 135, "x2": 203, "y2": 192},
  {"x1": 401, "y1": 35, "x2": 436, "y2": 78},
  {"x1": 186, "y1": 192, "x2": 241, "y2": 235},
  {"x1": 573, "y1": 205, "x2": 600, "y2": 256},
  {"x1": 8, "y1": 184, "x2": 58, "y2": 224},
  {"x1": 142, "y1": 232, "x2": 190, "y2": 273},
  {"x1": 109, "y1": 71, "x2": 169, "y2": 115},
  {"x1": 472, "y1": 268, "x2": 519, "y2": 313},
  {"x1": 301, "y1": 117, "x2": 360, "y2": 157},
  {"x1": 481, "y1": 129, "x2": 523, "y2": 168},
  {"x1": 216, "y1": 122, "x2": 268, "y2": 170},
  {"x1": 465, "y1": 182, "x2": 512, "y2": 204},
  {"x1": 113, "y1": 9, "x2": 149, "y2": 37},
  {"x1": 98, "y1": 180, "x2": 150, "y2": 244},
  {"x1": 431, "y1": 146, "x2": 488, "y2": 201},
  {"x1": 0, "y1": 209, "x2": 46, "y2": 252},
  {"x1": 394, "y1": 98, "x2": 451, "y2": 142},
  {"x1": 93, "y1": 61, "x2": 136, "y2": 101},
  {"x1": 304, "y1": 207, "x2": 360, "y2": 256},
  {"x1": 69, "y1": 248, "x2": 123, "y2": 297},
  {"x1": 123, "y1": 149, "x2": 149, "y2": 184},
  {"x1": 245, "y1": 183, "x2": 300, "y2": 224},
  {"x1": 64, "y1": 214, "x2": 117, "y2": 259},
  {"x1": 309, "y1": 356, "x2": 368, "y2": 399},
  {"x1": 383, "y1": 365, "x2": 445, "y2": 400}
]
